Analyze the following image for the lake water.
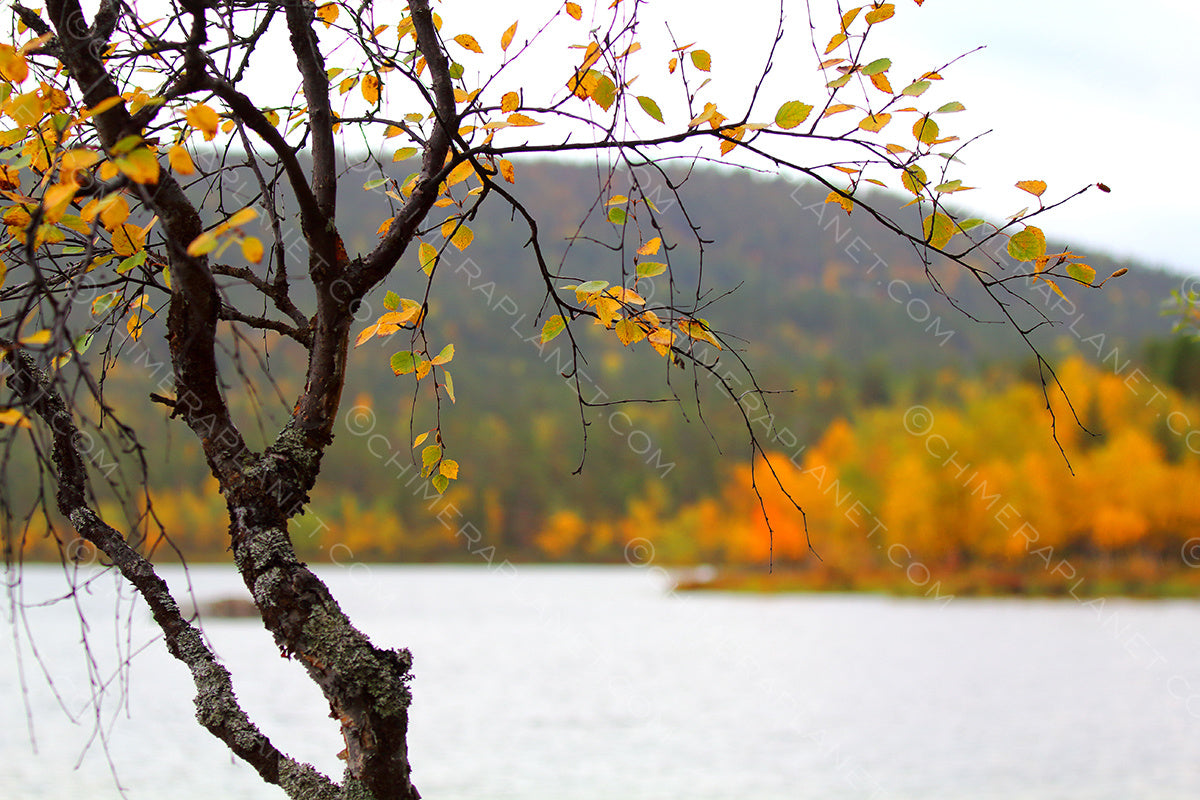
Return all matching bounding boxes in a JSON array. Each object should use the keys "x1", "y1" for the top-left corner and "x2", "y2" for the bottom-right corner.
[{"x1": 2, "y1": 563, "x2": 1199, "y2": 799}]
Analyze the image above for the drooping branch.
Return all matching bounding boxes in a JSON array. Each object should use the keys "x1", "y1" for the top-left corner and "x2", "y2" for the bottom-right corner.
[{"x1": 2, "y1": 345, "x2": 338, "y2": 798}]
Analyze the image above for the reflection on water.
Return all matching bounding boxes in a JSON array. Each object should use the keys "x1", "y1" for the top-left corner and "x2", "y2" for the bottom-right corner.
[{"x1": 2, "y1": 564, "x2": 1199, "y2": 799}]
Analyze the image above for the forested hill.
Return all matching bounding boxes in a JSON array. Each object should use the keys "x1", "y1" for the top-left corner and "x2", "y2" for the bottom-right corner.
[{"x1": 335, "y1": 158, "x2": 1180, "y2": 371}]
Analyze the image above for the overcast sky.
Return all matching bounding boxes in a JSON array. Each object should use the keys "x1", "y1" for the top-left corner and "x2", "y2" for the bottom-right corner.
[{"x1": 403, "y1": 0, "x2": 1194, "y2": 277}]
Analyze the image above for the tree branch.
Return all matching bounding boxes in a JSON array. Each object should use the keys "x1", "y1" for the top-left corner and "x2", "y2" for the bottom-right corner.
[{"x1": 2, "y1": 345, "x2": 338, "y2": 799}]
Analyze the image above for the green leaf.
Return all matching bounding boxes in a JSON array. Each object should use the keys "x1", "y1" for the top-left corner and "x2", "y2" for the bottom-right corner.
[
  {"x1": 934, "y1": 180, "x2": 962, "y2": 193},
  {"x1": 541, "y1": 314, "x2": 566, "y2": 343},
  {"x1": 901, "y1": 164, "x2": 926, "y2": 196},
  {"x1": 774, "y1": 100, "x2": 814, "y2": 130},
  {"x1": 637, "y1": 261, "x2": 667, "y2": 278},
  {"x1": 690, "y1": 50, "x2": 711, "y2": 71},
  {"x1": 418, "y1": 241, "x2": 438, "y2": 275},
  {"x1": 575, "y1": 280, "x2": 609, "y2": 295},
  {"x1": 921, "y1": 212, "x2": 954, "y2": 249},
  {"x1": 936, "y1": 101, "x2": 966, "y2": 113},
  {"x1": 901, "y1": 80, "x2": 931, "y2": 97},
  {"x1": 956, "y1": 218, "x2": 986, "y2": 232},
  {"x1": 390, "y1": 350, "x2": 417, "y2": 375},
  {"x1": 422, "y1": 444, "x2": 442, "y2": 467},
  {"x1": 590, "y1": 73, "x2": 617, "y2": 110},
  {"x1": 607, "y1": 206, "x2": 627, "y2": 225},
  {"x1": 913, "y1": 115, "x2": 939, "y2": 145},
  {"x1": 432, "y1": 474, "x2": 449, "y2": 493},
  {"x1": 116, "y1": 250, "x2": 148, "y2": 274},
  {"x1": 1066, "y1": 263, "x2": 1096, "y2": 285},
  {"x1": 637, "y1": 95, "x2": 664, "y2": 123},
  {"x1": 363, "y1": 177, "x2": 388, "y2": 190},
  {"x1": 827, "y1": 74, "x2": 852, "y2": 89},
  {"x1": 74, "y1": 332, "x2": 94, "y2": 355},
  {"x1": 448, "y1": 62, "x2": 464, "y2": 80},
  {"x1": 1007, "y1": 226, "x2": 1046, "y2": 262},
  {"x1": 443, "y1": 370, "x2": 456, "y2": 403},
  {"x1": 863, "y1": 58, "x2": 891, "y2": 76},
  {"x1": 392, "y1": 147, "x2": 418, "y2": 161},
  {"x1": 384, "y1": 290, "x2": 401, "y2": 311},
  {"x1": 431, "y1": 343, "x2": 455, "y2": 365}
]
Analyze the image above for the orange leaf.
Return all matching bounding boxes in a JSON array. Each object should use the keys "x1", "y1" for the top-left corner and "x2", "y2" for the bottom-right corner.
[
  {"x1": 1016, "y1": 179, "x2": 1047, "y2": 198},
  {"x1": 453, "y1": 34, "x2": 483, "y2": 54},
  {"x1": 185, "y1": 103, "x2": 220, "y2": 141},
  {"x1": 315, "y1": 3, "x2": 338, "y2": 26},
  {"x1": 361, "y1": 74, "x2": 381, "y2": 104},
  {"x1": 500, "y1": 21, "x2": 518, "y2": 51}
]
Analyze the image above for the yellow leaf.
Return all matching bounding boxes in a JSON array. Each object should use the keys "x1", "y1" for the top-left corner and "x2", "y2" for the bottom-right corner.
[
  {"x1": 446, "y1": 160, "x2": 475, "y2": 187},
  {"x1": 615, "y1": 318, "x2": 646, "y2": 346},
  {"x1": 823, "y1": 103, "x2": 855, "y2": 117},
  {"x1": 606, "y1": 286, "x2": 646, "y2": 305},
  {"x1": 316, "y1": 3, "x2": 338, "y2": 26},
  {"x1": 98, "y1": 195, "x2": 130, "y2": 230},
  {"x1": 0, "y1": 44, "x2": 29, "y2": 84},
  {"x1": 42, "y1": 182, "x2": 76, "y2": 224},
  {"x1": 453, "y1": 34, "x2": 483, "y2": 54},
  {"x1": 19, "y1": 329, "x2": 51, "y2": 346},
  {"x1": 688, "y1": 102, "x2": 719, "y2": 129},
  {"x1": 498, "y1": 158, "x2": 515, "y2": 183},
  {"x1": 5, "y1": 91, "x2": 44, "y2": 126},
  {"x1": 112, "y1": 223, "x2": 145, "y2": 256},
  {"x1": 226, "y1": 207, "x2": 258, "y2": 228},
  {"x1": 858, "y1": 113, "x2": 891, "y2": 133},
  {"x1": 59, "y1": 148, "x2": 100, "y2": 184},
  {"x1": 185, "y1": 103, "x2": 220, "y2": 141},
  {"x1": 0, "y1": 408, "x2": 31, "y2": 429},
  {"x1": 865, "y1": 3, "x2": 896, "y2": 24},
  {"x1": 339, "y1": 75, "x2": 358, "y2": 95},
  {"x1": 825, "y1": 190, "x2": 853, "y2": 215},
  {"x1": 85, "y1": 96, "x2": 123, "y2": 118},
  {"x1": 116, "y1": 147, "x2": 160, "y2": 184},
  {"x1": 241, "y1": 236, "x2": 264, "y2": 264},
  {"x1": 501, "y1": 91, "x2": 520, "y2": 113},
  {"x1": 647, "y1": 327, "x2": 675, "y2": 356},
  {"x1": 679, "y1": 319, "x2": 721, "y2": 349},
  {"x1": 507, "y1": 112, "x2": 541, "y2": 126},
  {"x1": 354, "y1": 323, "x2": 381, "y2": 347},
  {"x1": 501, "y1": 21, "x2": 518, "y2": 50},
  {"x1": 869, "y1": 72, "x2": 893, "y2": 94},
  {"x1": 168, "y1": 144, "x2": 195, "y2": 175},
  {"x1": 825, "y1": 33, "x2": 846, "y2": 54},
  {"x1": 565, "y1": 2, "x2": 582, "y2": 20},
  {"x1": 720, "y1": 127, "x2": 743, "y2": 155},
  {"x1": 186, "y1": 230, "x2": 218, "y2": 257},
  {"x1": 361, "y1": 74, "x2": 380, "y2": 104},
  {"x1": 418, "y1": 241, "x2": 438, "y2": 275},
  {"x1": 913, "y1": 115, "x2": 939, "y2": 145},
  {"x1": 431, "y1": 343, "x2": 455, "y2": 366},
  {"x1": 440, "y1": 459, "x2": 459, "y2": 479},
  {"x1": 637, "y1": 237, "x2": 661, "y2": 256},
  {"x1": 1016, "y1": 179, "x2": 1047, "y2": 198}
]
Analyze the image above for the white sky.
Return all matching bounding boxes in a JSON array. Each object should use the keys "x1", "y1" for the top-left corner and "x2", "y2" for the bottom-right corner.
[{"x1": 245, "y1": 0, "x2": 1199, "y2": 275}]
